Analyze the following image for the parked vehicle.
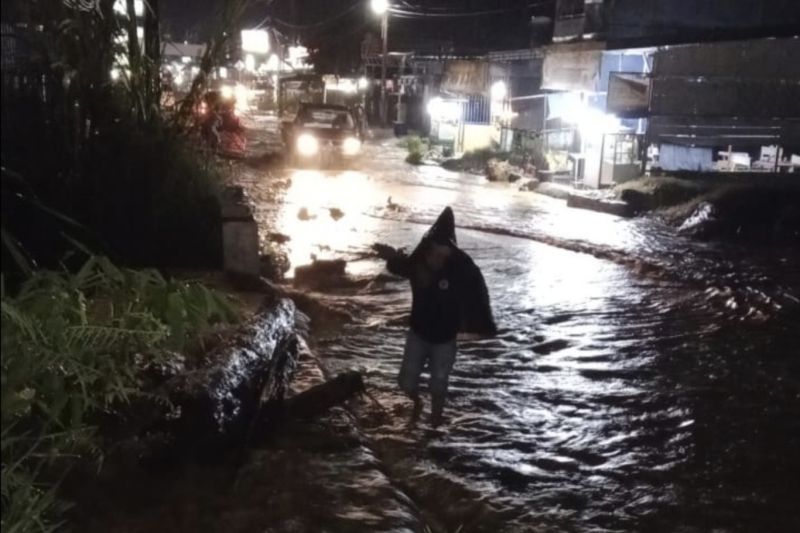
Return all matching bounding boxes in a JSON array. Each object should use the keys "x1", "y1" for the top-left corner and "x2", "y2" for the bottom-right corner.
[{"x1": 282, "y1": 103, "x2": 363, "y2": 167}]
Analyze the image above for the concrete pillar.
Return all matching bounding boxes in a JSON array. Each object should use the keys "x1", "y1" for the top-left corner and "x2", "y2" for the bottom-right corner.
[{"x1": 221, "y1": 186, "x2": 260, "y2": 277}]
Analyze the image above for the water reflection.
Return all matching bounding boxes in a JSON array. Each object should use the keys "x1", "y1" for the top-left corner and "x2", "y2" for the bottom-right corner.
[
  {"x1": 238, "y1": 139, "x2": 800, "y2": 532},
  {"x1": 276, "y1": 168, "x2": 386, "y2": 276}
]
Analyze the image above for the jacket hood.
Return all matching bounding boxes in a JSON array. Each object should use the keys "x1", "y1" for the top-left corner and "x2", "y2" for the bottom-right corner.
[{"x1": 426, "y1": 206, "x2": 457, "y2": 246}]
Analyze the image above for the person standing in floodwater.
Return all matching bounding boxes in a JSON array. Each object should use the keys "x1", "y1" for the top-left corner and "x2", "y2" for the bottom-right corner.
[{"x1": 374, "y1": 207, "x2": 497, "y2": 427}]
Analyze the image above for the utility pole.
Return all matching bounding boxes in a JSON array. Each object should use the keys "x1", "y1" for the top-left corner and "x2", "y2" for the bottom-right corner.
[
  {"x1": 380, "y1": 12, "x2": 388, "y2": 126},
  {"x1": 371, "y1": 0, "x2": 390, "y2": 126}
]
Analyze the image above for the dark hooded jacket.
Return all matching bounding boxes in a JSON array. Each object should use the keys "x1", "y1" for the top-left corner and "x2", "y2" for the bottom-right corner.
[{"x1": 386, "y1": 207, "x2": 497, "y2": 343}]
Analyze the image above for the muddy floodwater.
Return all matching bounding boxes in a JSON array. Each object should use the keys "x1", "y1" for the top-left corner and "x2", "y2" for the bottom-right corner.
[{"x1": 239, "y1": 134, "x2": 800, "y2": 532}]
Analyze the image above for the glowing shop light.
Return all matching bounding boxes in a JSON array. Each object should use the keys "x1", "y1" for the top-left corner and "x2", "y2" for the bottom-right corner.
[
  {"x1": 491, "y1": 80, "x2": 507, "y2": 101},
  {"x1": 241, "y1": 29, "x2": 270, "y2": 54}
]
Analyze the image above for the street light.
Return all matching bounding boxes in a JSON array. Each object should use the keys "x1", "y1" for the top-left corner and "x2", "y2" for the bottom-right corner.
[
  {"x1": 370, "y1": 0, "x2": 388, "y2": 15},
  {"x1": 371, "y1": 0, "x2": 390, "y2": 125}
]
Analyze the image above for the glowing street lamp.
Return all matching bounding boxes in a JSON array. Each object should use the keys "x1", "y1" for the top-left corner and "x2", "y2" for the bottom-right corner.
[{"x1": 370, "y1": 0, "x2": 389, "y2": 15}]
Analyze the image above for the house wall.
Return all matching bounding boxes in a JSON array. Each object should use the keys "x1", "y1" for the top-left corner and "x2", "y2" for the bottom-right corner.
[
  {"x1": 608, "y1": 0, "x2": 800, "y2": 45},
  {"x1": 648, "y1": 37, "x2": 800, "y2": 147},
  {"x1": 459, "y1": 124, "x2": 494, "y2": 153}
]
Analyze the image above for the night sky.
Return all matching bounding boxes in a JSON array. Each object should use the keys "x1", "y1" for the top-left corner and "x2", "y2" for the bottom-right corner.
[{"x1": 161, "y1": 0, "x2": 553, "y2": 72}]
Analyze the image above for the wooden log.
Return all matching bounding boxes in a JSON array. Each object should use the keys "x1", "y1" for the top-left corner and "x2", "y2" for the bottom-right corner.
[
  {"x1": 169, "y1": 297, "x2": 299, "y2": 459},
  {"x1": 284, "y1": 371, "x2": 366, "y2": 419}
]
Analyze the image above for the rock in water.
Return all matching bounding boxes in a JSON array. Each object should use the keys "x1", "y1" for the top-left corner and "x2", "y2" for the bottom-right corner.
[
  {"x1": 298, "y1": 207, "x2": 315, "y2": 221},
  {"x1": 329, "y1": 207, "x2": 345, "y2": 221},
  {"x1": 679, "y1": 201, "x2": 720, "y2": 238},
  {"x1": 519, "y1": 178, "x2": 541, "y2": 192},
  {"x1": 486, "y1": 158, "x2": 511, "y2": 182}
]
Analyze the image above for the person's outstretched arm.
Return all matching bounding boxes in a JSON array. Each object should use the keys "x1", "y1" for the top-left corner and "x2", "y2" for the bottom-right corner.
[{"x1": 373, "y1": 243, "x2": 413, "y2": 278}]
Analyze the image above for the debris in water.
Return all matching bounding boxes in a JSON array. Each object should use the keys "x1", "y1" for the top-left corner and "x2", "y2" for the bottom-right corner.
[
  {"x1": 260, "y1": 251, "x2": 290, "y2": 281},
  {"x1": 386, "y1": 196, "x2": 405, "y2": 212},
  {"x1": 298, "y1": 207, "x2": 316, "y2": 221},
  {"x1": 268, "y1": 232, "x2": 291, "y2": 244},
  {"x1": 284, "y1": 371, "x2": 366, "y2": 419},
  {"x1": 532, "y1": 339, "x2": 572, "y2": 355},
  {"x1": 294, "y1": 259, "x2": 347, "y2": 289},
  {"x1": 544, "y1": 313, "x2": 573, "y2": 325}
]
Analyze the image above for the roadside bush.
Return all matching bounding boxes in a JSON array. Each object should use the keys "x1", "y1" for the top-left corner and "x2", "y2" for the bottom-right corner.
[
  {"x1": 401, "y1": 136, "x2": 428, "y2": 165},
  {"x1": 406, "y1": 151, "x2": 424, "y2": 165},
  {"x1": 72, "y1": 124, "x2": 223, "y2": 268},
  {"x1": 1, "y1": 256, "x2": 239, "y2": 532},
  {"x1": 3, "y1": 119, "x2": 224, "y2": 271}
]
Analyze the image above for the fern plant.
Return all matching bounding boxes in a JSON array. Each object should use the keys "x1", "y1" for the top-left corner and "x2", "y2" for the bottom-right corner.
[{"x1": 1, "y1": 256, "x2": 239, "y2": 532}]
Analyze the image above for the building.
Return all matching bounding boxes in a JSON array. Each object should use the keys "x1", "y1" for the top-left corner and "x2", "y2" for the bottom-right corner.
[{"x1": 539, "y1": 0, "x2": 800, "y2": 187}]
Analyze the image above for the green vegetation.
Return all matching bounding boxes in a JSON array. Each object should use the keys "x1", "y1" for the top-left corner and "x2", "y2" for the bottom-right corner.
[
  {"x1": 1, "y1": 256, "x2": 238, "y2": 532},
  {"x1": 1, "y1": 0, "x2": 258, "y2": 271},
  {"x1": 400, "y1": 136, "x2": 429, "y2": 165},
  {"x1": 1, "y1": 3, "x2": 256, "y2": 530}
]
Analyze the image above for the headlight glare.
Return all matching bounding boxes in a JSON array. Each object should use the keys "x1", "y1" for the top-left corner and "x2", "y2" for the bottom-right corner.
[
  {"x1": 297, "y1": 133, "x2": 318, "y2": 156},
  {"x1": 342, "y1": 137, "x2": 361, "y2": 156}
]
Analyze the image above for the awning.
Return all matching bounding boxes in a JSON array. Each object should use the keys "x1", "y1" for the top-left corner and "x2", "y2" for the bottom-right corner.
[
  {"x1": 541, "y1": 42, "x2": 604, "y2": 92},
  {"x1": 441, "y1": 60, "x2": 489, "y2": 96},
  {"x1": 607, "y1": 72, "x2": 650, "y2": 117}
]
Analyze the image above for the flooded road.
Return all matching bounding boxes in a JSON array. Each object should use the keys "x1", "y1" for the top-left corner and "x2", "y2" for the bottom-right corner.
[{"x1": 238, "y1": 133, "x2": 800, "y2": 532}]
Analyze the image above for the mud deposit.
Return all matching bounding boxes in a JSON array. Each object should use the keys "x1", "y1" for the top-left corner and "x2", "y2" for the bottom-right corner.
[
  {"x1": 234, "y1": 134, "x2": 800, "y2": 532},
  {"x1": 71, "y1": 344, "x2": 422, "y2": 533}
]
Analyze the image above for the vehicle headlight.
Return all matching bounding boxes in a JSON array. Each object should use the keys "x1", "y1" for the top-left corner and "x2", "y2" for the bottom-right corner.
[
  {"x1": 297, "y1": 133, "x2": 319, "y2": 156},
  {"x1": 342, "y1": 137, "x2": 361, "y2": 156}
]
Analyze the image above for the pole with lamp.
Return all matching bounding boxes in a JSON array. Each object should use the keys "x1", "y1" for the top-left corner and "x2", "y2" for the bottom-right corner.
[{"x1": 370, "y1": 0, "x2": 389, "y2": 126}]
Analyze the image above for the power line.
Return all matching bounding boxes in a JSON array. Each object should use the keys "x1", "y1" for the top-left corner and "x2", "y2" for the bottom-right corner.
[
  {"x1": 389, "y1": 1, "x2": 553, "y2": 18},
  {"x1": 271, "y1": 2, "x2": 361, "y2": 30}
]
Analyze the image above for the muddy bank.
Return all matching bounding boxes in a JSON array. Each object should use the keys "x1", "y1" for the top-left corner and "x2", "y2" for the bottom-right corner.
[
  {"x1": 615, "y1": 177, "x2": 800, "y2": 242},
  {"x1": 67, "y1": 284, "x2": 427, "y2": 533},
  {"x1": 71, "y1": 342, "x2": 424, "y2": 533},
  {"x1": 664, "y1": 184, "x2": 800, "y2": 242},
  {"x1": 560, "y1": 176, "x2": 800, "y2": 245}
]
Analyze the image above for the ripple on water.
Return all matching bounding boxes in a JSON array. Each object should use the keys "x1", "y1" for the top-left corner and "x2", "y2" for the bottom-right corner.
[{"x1": 239, "y1": 155, "x2": 800, "y2": 531}]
